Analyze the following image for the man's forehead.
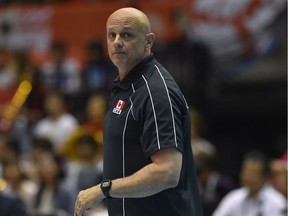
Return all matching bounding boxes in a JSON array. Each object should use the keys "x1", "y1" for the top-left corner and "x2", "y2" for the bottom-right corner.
[
  {"x1": 107, "y1": 17, "x2": 141, "y2": 31},
  {"x1": 107, "y1": 25, "x2": 136, "y2": 31},
  {"x1": 108, "y1": 8, "x2": 142, "y2": 20}
]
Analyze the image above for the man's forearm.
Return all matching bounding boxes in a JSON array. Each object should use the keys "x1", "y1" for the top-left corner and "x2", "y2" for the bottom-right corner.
[
  {"x1": 107, "y1": 149, "x2": 182, "y2": 198},
  {"x1": 109, "y1": 162, "x2": 177, "y2": 198},
  {"x1": 74, "y1": 149, "x2": 182, "y2": 216}
]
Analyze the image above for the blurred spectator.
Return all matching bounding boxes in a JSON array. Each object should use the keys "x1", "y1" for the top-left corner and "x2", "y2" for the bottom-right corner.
[
  {"x1": 40, "y1": 41, "x2": 82, "y2": 113},
  {"x1": 270, "y1": 151, "x2": 287, "y2": 198},
  {"x1": 190, "y1": 108, "x2": 236, "y2": 215},
  {"x1": 30, "y1": 137, "x2": 54, "y2": 162},
  {"x1": 40, "y1": 42, "x2": 81, "y2": 95},
  {"x1": 25, "y1": 137, "x2": 54, "y2": 184},
  {"x1": 0, "y1": 49, "x2": 16, "y2": 128},
  {"x1": 166, "y1": 10, "x2": 212, "y2": 110},
  {"x1": 64, "y1": 134, "x2": 107, "y2": 215},
  {"x1": 0, "y1": 49, "x2": 17, "y2": 89},
  {"x1": 5, "y1": 51, "x2": 37, "y2": 86},
  {"x1": 33, "y1": 91, "x2": 78, "y2": 153},
  {"x1": 82, "y1": 40, "x2": 115, "y2": 96},
  {"x1": 64, "y1": 134, "x2": 103, "y2": 192},
  {"x1": 190, "y1": 108, "x2": 213, "y2": 151},
  {"x1": 0, "y1": 136, "x2": 37, "y2": 213},
  {"x1": 0, "y1": 190, "x2": 27, "y2": 216},
  {"x1": 7, "y1": 51, "x2": 44, "y2": 154},
  {"x1": 31, "y1": 151, "x2": 76, "y2": 216},
  {"x1": 62, "y1": 93, "x2": 108, "y2": 159},
  {"x1": 0, "y1": 137, "x2": 5, "y2": 174},
  {"x1": 2, "y1": 159, "x2": 37, "y2": 214},
  {"x1": 0, "y1": 136, "x2": 21, "y2": 164},
  {"x1": 190, "y1": 107, "x2": 216, "y2": 170},
  {"x1": 213, "y1": 150, "x2": 287, "y2": 216},
  {"x1": 0, "y1": 136, "x2": 32, "y2": 215},
  {"x1": 194, "y1": 142, "x2": 236, "y2": 216},
  {"x1": 0, "y1": 50, "x2": 44, "y2": 158}
]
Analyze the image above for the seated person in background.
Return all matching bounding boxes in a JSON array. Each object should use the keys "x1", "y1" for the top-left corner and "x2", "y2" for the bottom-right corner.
[
  {"x1": 31, "y1": 151, "x2": 76, "y2": 216},
  {"x1": 65, "y1": 134, "x2": 103, "y2": 192},
  {"x1": 2, "y1": 159, "x2": 37, "y2": 214},
  {"x1": 0, "y1": 189, "x2": 27, "y2": 216},
  {"x1": 0, "y1": 49, "x2": 17, "y2": 89},
  {"x1": 270, "y1": 151, "x2": 287, "y2": 198},
  {"x1": 190, "y1": 108, "x2": 235, "y2": 216},
  {"x1": 82, "y1": 40, "x2": 115, "y2": 95},
  {"x1": 194, "y1": 143, "x2": 236, "y2": 216},
  {"x1": 190, "y1": 107, "x2": 216, "y2": 158},
  {"x1": 213, "y1": 150, "x2": 287, "y2": 216},
  {"x1": 40, "y1": 41, "x2": 82, "y2": 114},
  {"x1": 0, "y1": 136, "x2": 21, "y2": 165},
  {"x1": 64, "y1": 135, "x2": 107, "y2": 216},
  {"x1": 63, "y1": 93, "x2": 108, "y2": 159},
  {"x1": 33, "y1": 91, "x2": 78, "y2": 153},
  {"x1": 0, "y1": 136, "x2": 29, "y2": 216},
  {"x1": 24, "y1": 137, "x2": 54, "y2": 184},
  {"x1": 0, "y1": 49, "x2": 20, "y2": 108},
  {"x1": 40, "y1": 42, "x2": 81, "y2": 96}
]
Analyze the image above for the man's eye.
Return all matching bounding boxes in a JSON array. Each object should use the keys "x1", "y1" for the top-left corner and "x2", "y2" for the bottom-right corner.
[
  {"x1": 122, "y1": 33, "x2": 133, "y2": 40},
  {"x1": 108, "y1": 33, "x2": 116, "y2": 40}
]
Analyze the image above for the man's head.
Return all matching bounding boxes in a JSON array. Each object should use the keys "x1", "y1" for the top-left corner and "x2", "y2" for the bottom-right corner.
[
  {"x1": 240, "y1": 150, "x2": 271, "y2": 196},
  {"x1": 44, "y1": 91, "x2": 66, "y2": 119},
  {"x1": 106, "y1": 7, "x2": 155, "y2": 78}
]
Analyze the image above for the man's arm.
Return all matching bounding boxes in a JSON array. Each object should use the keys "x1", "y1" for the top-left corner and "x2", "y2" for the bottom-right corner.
[
  {"x1": 110, "y1": 148, "x2": 182, "y2": 197},
  {"x1": 74, "y1": 148, "x2": 182, "y2": 216}
]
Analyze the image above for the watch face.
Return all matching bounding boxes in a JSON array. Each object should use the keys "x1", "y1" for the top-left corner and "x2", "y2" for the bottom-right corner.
[
  {"x1": 101, "y1": 179, "x2": 112, "y2": 199},
  {"x1": 102, "y1": 181, "x2": 110, "y2": 188}
]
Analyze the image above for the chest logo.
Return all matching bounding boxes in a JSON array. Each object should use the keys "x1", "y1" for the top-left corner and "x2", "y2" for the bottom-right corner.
[{"x1": 113, "y1": 100, "x2": 126, "y2": 115}]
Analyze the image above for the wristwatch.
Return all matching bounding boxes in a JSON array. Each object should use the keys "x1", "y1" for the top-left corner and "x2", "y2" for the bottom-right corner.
[{"x1": 100, "y1": 179, "x2": 112, "y2": 199}]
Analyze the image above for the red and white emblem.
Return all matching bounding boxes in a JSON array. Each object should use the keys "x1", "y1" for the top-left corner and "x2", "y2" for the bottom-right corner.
[{"x1": 113, "y1": 100, "x2": 126, "y2": 115}]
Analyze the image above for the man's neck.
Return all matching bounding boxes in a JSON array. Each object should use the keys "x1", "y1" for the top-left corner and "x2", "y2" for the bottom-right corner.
[
  {"x1": 118, "y1": 53, "x2": 151, "y2": 80},
  {"x1": 118, "y1": 70, "x2": 130, "y2": 80}
]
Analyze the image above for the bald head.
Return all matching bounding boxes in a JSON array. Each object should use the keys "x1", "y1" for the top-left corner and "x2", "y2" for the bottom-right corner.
[
  {"x1": 107, "y1": 7, "x2": 151, "y2": 34},
  {"x1": 106, "y1": 7, "x2": 155, "y2": 78}
]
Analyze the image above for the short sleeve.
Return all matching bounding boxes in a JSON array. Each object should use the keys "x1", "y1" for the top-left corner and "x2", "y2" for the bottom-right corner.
[{"x1": 139, "y1": 74, "x2": 185, "y2": 158}]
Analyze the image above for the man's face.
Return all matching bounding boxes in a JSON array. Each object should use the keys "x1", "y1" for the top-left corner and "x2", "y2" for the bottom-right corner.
[
  {"x1": 106, "y1": 14, "x2": 147, "y2": 73},
  {"x1": 240, "y1": 160, "x2": 267, "y2": 195}
]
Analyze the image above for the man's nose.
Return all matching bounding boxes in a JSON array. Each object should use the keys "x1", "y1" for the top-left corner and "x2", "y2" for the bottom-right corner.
[{"x1": 114, "y1": 35, "x2": 123, "y2": 49}]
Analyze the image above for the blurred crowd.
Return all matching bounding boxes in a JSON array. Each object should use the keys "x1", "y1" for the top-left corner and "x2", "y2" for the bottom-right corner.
[
  {"x1": 0, "y1": 38, "x2": 286, "y2": 216},
  {"x1": 0, "y1": 0, "x2": 287, "y2": 215},
  {"x1": 0, "y1": 40, "x2": 114, "y2": 216},
  {"x1": 191, "y1": 108, "x2": 287, "y2": 216}
]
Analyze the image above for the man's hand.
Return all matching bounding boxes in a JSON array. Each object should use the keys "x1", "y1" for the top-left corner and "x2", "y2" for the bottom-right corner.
[{"x1": 74, "y1": 185, "x2": 104, "y2": 216}]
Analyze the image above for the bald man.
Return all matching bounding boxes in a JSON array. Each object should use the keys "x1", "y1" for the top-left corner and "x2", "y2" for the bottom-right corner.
[{"x1": 74, "y1": 7, "x2": 203, "y2": 216}]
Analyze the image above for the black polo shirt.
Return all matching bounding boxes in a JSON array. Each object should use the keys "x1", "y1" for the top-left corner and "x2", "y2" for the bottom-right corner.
[{"x1": 103, "y1": 55, "x2": 203, "y2": 216}]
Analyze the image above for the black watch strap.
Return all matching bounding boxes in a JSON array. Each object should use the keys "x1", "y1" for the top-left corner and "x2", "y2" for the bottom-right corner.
[{"x1": 100, "y1": 179, "x2": 112, "y2": 199}]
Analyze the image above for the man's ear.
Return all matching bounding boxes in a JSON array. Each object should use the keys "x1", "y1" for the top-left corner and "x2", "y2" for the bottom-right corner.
[{"x1": 145, "y1": 33, "x2": 155, "y2": 49}]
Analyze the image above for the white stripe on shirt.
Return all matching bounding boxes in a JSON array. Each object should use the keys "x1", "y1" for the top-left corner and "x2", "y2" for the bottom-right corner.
[
  {"x1": 154, "y1": 64, "x2": 178, "y2": 148},
  {"x1": 122, "y1": 105, "x2": 133, "y2": 216},
  {"x1": 130, "y1": 84, "x2": 136, "y2": 120},
  {"x1": 142, "y1": 75, "x2": 161, "y2": 149}
]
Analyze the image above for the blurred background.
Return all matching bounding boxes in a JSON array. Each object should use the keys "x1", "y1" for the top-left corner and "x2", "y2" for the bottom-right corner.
[{"x1": 0, "y1": 0, "x2": 286, "y2": 216}]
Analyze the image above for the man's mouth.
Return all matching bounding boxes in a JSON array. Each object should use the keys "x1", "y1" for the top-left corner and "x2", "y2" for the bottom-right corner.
[{"x1": 113, "y1": 51, "x2": 126, "y2": 55}]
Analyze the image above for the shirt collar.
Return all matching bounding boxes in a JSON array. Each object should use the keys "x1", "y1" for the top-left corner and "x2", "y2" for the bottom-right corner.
[
  {"x1": 244, "y1": 183, "x2": 270, "y2": 201},
  {"x1": 114, "y1": 54, "x2": 155, "y2": 90}
]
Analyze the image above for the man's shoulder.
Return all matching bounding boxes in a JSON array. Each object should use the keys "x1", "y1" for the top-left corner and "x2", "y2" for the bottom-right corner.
[
  {"x1": 222, "y1": 187, "x2": 248, "y2": 202},
  {"x1": 140, "y1": 62, "x2": 175, "y2": 89},
  {"x1": 262, "y1": 184, "x2": 286, "y2": 205},
  {"x1": 145, "y1": 60, "x2": 169, "y2": 78},
  {"x1": 57, "y1": 113, "x2": 78, "y2": 126},
  {"x1": 34, "y1": 117, "x2": 53, "y2": 128}
]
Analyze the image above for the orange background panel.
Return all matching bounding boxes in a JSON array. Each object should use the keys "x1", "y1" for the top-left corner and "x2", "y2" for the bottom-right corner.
[
  {"x1": 139, "y1": 0, "x2": 190, "y2": 41},
  {"x1": 50, "y1": 2, "x2": 127, "y2": 62}
]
